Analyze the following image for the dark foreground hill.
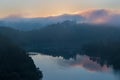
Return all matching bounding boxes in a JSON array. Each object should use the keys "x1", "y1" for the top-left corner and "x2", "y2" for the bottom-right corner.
[{"x1": 0, "y1": 35, "x2": 43, "y2": 80}]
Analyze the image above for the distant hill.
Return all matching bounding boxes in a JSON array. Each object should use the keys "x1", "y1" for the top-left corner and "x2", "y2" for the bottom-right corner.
[
  {"x1": 0, "y1": 14, "x2": 84, "y2": 31},
  {"x1": 0, "y1": 21, "x2": 120, "y2": 52}
]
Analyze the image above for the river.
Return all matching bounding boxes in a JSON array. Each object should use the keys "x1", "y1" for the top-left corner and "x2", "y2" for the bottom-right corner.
[{"x1": 30, "y1": 52, "x2": 120, "y2": 80}]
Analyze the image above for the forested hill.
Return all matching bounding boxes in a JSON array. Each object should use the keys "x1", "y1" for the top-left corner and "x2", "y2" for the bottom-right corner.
[
  {"x1": 1, "y1": 21, "x2": 120, "y2": 51},
  {"x1": 0, "y1": 21, "x2": 120, "y2": 52},
  {"x1": 0, "y1": 21, "x2": 120, "y2": 71},
  {"x1": 0, "y1": 34, "x2": 43, "y2": 80}
]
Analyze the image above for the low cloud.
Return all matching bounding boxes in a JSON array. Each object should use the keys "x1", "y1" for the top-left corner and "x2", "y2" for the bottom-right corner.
[
  {"x1": 0, "y1": 9, "x2": 120, "y2": 31},
  {"x1": 56, "y1": 55, "x2": 110, "y2": 72},
  {"x1": 79, "y1": 9, "x2": 120, "y2": 25}
]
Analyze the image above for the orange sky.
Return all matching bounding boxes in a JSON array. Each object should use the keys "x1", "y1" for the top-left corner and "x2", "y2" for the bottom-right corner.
[{"x1": 0, "y1": 0, "x2": 120, "y2": 18}]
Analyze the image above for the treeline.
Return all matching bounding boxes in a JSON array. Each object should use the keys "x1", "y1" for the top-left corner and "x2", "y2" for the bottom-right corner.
[{"x1": 1, "y1": 21, "x2": 120, "y2": 51}]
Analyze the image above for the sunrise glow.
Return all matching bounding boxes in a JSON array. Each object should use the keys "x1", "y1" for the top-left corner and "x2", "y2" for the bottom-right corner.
[{"x1": 0, "y1": 0, "x2": 120, "y2": 18}]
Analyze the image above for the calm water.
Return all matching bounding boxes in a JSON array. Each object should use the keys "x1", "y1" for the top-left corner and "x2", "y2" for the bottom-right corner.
[{"x1": 30, "y1": 52, "x2": 119, "y2": 80}]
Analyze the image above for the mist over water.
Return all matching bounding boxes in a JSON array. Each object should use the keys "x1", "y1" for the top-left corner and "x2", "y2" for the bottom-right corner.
[{"x1": 30, "y1": 52, "x2": 120, "y2": 80}]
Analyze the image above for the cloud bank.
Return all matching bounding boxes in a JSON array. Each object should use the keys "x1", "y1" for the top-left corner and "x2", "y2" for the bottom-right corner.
[
  {"x1": 0, "y1": 9, "x2": 120, "y2": 31},
  {"x1": 56, "y1": 55, "x2": 110, "y2": 72},
  {"x1": 79, "y1": 9, "x2": 120, "y2": 25},
  {"x1": 2, "y1": 9, "x2": 120, "y2": 25}
]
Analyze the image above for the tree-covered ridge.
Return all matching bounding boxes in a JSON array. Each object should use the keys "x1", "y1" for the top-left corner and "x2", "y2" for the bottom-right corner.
[
  {"x1": 0, "y1": 20, "x2": 120, "y2": 71},
  {"x1": 0, "y1": 35, "x2": 43, "y2": 80},
  {"x1": 1, "y1": 21, "x2": 120, "y2": 50}
]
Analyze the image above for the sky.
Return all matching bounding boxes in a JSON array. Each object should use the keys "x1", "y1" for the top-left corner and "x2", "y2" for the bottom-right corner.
[{"x1": 0, "y1": 0, "x2": 120, "y2": 18}]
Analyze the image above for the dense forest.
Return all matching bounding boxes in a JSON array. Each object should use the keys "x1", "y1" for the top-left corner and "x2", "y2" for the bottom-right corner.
[
  {"x1": 0, "y1": 21, "x2": 120, "y2": 50},
  {"x1": 0, "y1": 20, "x2": 120, "y2": 71},
  {"x1": 0, "y1": 34, "x2": 43, "y2": 80}
]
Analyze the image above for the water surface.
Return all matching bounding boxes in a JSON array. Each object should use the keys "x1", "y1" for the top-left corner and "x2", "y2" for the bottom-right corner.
[{"x1": 30, "y1": 52, "x2": 119, "y2": 80}]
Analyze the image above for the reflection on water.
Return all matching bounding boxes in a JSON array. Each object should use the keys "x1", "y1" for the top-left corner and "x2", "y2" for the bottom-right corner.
[
  {"x1": 30, "y1": 52, "x2": 119, "y2": 80},
  {"x1": 56, "y1": 55, "x2": 111, "y2": 72}
]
